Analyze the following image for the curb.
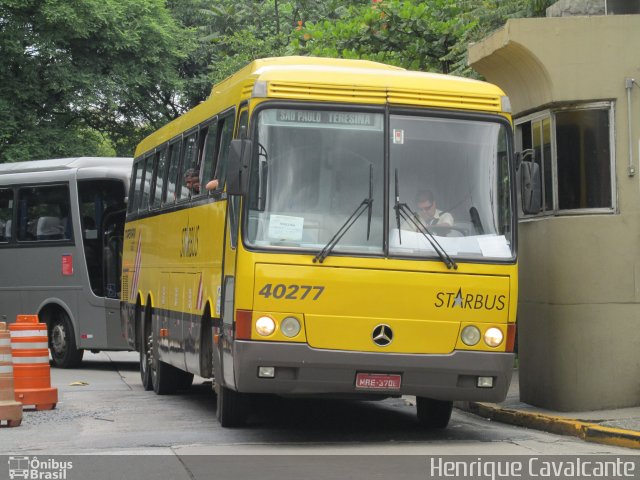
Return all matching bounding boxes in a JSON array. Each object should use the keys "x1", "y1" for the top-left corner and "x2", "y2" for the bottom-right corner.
[{"x1": 456, "y1": 401, "x2": 640, "y2": 450}]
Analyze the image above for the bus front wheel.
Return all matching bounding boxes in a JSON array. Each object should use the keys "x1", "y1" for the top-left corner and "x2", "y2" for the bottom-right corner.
[
  {"x1": 216, "y1": 385, "x2": 249, "y2": 428},
  {"x1": 416, "y1": 397, "x2": 453, "y2": 429},
  {"x1": 49, "y1": 313, "x2": 84, "y2": 368}
]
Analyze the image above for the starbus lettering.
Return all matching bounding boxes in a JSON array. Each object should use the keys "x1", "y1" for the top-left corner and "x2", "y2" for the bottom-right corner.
[
  {"x1": 180, "y1": 224, "x2": 199, "y2": 258},
  {"x1": 434, "y1": 288, "x2": 506, "y2": 311}
]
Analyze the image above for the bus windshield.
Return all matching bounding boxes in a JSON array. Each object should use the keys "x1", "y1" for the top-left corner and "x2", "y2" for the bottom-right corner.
[
  {"x1": 246, "y1": 107, "x2": 513, "y2": 262},
  {"x1": 389, "y1": 114, "x2": 514, "y2": 261},
  {"x1": 247, "y1": 108, "x2": 385, "y2": 255}
]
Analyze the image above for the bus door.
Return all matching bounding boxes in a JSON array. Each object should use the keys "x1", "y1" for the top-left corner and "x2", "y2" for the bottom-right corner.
[
  {"x1": 218, "y1": 106, "x2": 247, "y2": 389},
  {"x1": 102, "y1": 207, "x2": 126, "y2": 347},
  {"x1": 78, "y1": 179, "x2": 127, "y2": 349}
]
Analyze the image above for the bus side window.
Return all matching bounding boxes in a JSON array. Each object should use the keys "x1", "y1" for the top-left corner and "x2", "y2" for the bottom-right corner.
[
  {"x1": 0, "y1": 189, "x2": 13, "y2": 242},
  {"x1": 214, "y1": 115, "x2": 235, "y2": 191},
  {"x1": 130, "y1": 159, "x2": 145, "y2": 213},
  {"x1": 152, "y1": 148, "x2": 168, "y2": 208},
  {"x1": 17, "y1": 185, "x2": 72, "y2": 242},
  {"x1": 201, "y1": 121, "x2": 218, "y2": 194},
  {"x1": 128, "y1": 161, "x2": 139, "y2": 214},
  {"x1": 164, "y1": 141, "x2": 181, "y2": 205},
  {"x1": 180, "y1": 132, "x2": 199, "y2": 199},
  {"x1": 141, "y1": 154, "x2": 154, "y2": 210}
]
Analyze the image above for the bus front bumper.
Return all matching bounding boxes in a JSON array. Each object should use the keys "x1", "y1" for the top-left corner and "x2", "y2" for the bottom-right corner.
[{"x1": 233, "y1": 341, "x2": 514, "y2": 402}]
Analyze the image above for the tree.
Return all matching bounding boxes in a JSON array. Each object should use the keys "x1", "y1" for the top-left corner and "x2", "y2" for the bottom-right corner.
[
  {"x1": 292, "y1": 0, "x2": 554, "y2": 75},
  {"x1": 0, "y1": 0, "x2": 192, "y2": 162}
]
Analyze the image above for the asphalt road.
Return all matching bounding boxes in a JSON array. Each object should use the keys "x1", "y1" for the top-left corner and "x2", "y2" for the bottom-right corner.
[{"x1": 1, "y1": 352, "x2": 635, "y2": 480}]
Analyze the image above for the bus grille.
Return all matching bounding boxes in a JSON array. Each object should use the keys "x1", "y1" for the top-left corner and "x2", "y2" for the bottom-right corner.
[
  {"x1": 241, "y1": 80, "x2": 255, "y2": 99},
  {"x1": 266, "y1": 82, "x2": 501, "y2": 111},
  {"x1": 268, "y1": 82, "x2": 387, "y2": 104},
  {"x1": 387, "y1": 88, "x2": 501, "y2": 111}
]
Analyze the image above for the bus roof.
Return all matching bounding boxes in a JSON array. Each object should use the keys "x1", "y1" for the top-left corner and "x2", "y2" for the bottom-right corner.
[
  {"x1": 0, "y1": 157, "x2": 132, "y2": 175},
  {"x1": 135, "y1": 56, "x2": 509, "y2": 157}
]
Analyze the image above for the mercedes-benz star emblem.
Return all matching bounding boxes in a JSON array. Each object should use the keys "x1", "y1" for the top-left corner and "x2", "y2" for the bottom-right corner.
[{"x1": 372, "y1": 324, "x2": 393, "y2": 347}]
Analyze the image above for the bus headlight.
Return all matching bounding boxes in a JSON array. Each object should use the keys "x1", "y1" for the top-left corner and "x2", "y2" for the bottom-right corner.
[
  {"x1": 484, "y1": 327, "x2": 504, "y2": 347},
  {"x1": 461, "y1": 326, "x2": 481, "y2": 346},
  {"x1": 281, "y1": 316, "x2": 301, "y2": 337},
  {"x1": 255, "y1": 316, "x2": 276, "y2": 336}
]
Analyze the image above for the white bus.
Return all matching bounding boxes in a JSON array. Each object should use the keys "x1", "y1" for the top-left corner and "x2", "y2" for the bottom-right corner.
[{"x1": 0, "y1": 157, "x2": 133, "y2": 367}]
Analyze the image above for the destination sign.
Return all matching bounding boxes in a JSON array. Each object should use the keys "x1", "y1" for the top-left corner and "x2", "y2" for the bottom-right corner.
[{"x1": 262, "y1": 109, "x2": 383, "y2": 131}]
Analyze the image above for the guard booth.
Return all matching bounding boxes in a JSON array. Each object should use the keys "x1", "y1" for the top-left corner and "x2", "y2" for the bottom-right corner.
[{"x1": 468, "y1": 0, "x2": 640, "y2": 411}]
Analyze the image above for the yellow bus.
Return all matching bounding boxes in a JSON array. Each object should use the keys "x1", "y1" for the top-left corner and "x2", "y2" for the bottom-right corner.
[{"x1": 121, "y1": 56, "x2": 517, "y2": 428}]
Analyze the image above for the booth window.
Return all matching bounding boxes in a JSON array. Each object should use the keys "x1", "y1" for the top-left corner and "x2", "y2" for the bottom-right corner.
[{"x1": 515, "y1": 102, "x2": 614, "y2": 217}]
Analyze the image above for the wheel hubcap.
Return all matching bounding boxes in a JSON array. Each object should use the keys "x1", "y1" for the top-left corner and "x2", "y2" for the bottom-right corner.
[{"x1": 51, "y1": 324, "x2": 67, "y2": 355}]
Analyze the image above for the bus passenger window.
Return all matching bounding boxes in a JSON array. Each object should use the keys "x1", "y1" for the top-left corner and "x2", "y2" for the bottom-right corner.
[
  {"x1": 152, "y1": 149, "x2": 168, "y2": 208},
  {"x1": 0, "y1": 189, "x2": 12, "y2": 242},
  {"x1": 201, "y1": 122, "x2": 218, "y2": 192},
  {"x1": 214, "y1": 116, "x2": 234, "y2": 191},
  {"x1": 17, "y1": 185, "x2": 72, "y2": 242},
  {"x1": 130, "y1": 159, "x2": 145, "y2": 212},
  {"x1": 164, "y1": 142, "x2": 181, "y2": 205},
  {"x1": 181, "y1": 133, "x2": 199, "y2": 197},
  {"x1": 141, "y1": 155, "x2": 154, "y2": 210},
  {"x1": 128, "y1": 162, "x2": 140, "y2": 214}
]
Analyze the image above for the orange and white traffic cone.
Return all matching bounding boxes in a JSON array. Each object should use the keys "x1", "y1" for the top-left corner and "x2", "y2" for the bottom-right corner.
[
  {"x1": 0, "y1": 322, "x2": 22, "y2": 427},
  {"x1": 9, "y1": 315, "x2": 58, "y2": 411}
]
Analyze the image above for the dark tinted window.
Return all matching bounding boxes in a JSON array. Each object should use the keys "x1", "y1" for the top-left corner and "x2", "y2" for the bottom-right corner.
[
  {"x1": 17, "y1": 184, "x2": 72, "y2": 242},
  {"x1": 0, "y1": 189, "x2": 13, "y2": 242}
]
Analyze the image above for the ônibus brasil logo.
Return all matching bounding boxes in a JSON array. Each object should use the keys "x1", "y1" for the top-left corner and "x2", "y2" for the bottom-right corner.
[{"x1": 8, "y1": 456, "x2": 73, "y2": 480}]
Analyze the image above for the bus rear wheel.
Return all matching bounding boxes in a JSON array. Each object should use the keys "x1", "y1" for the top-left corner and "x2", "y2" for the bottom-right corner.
[
  {"x1": 150, "y1": 338, "x2": 193, "y2": 395},
  {"x1": 140, "y1": 331, "x2": 153, "y2": 391},
  {"x1": 216, "y1": 385, "x2": 249, "y2": 428},
  {"x1": 416, "y1": 397, "x2": 453, "y2": 429},
  {"x1": 49, "y1": 313, "x2": 84, "y2": 368},
  {"x1": 139, "y1": 305, "x2": 153, "y2": 391}
]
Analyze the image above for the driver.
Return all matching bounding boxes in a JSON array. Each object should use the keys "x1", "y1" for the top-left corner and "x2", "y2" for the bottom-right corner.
[{"x1": 414, "y1": 189, "x2": 453, "y2": 227}]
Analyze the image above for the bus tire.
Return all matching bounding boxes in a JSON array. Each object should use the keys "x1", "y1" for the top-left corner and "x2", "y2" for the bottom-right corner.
[
  {"x1": 216, "y1": 385, "x2": 249, "y2": 428},
  {"x1": 176, "y1": 371, "x2": 194, "y2": 391},
  {"x1": 49, "y1": 312, "x2": 84, "y2": 368},
  {"x1": 416, "y1": 397, "x2": 453, "y2": 429},
  {"x1": 139, "y1": 305, "x2": 153, "y2": 391},
  {"x1": 152, "y1": 357, "x2": 179, "y2": 395},
  {"x1": 140, "y1": 332, "x2": 153, "y2": 391}
]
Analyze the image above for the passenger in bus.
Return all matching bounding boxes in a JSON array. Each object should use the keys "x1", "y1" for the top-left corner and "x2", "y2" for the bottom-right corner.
[
  {"x1": 184, "y1": 169, "x2": 201, "y2": 195},
  {"x1": 414, "y1": 189, "x2": 453, "y2": 227}
]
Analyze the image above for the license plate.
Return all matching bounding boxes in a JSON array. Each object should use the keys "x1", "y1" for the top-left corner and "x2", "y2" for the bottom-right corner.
[{"x1": 355, "y1": 373, "x2": 402, "y2": 391}]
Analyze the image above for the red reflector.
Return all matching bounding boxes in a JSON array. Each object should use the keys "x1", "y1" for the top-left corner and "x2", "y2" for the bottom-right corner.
[
  {"x1": 506, "y1": 324, "x2": 517, "y2": 352},
  {"x1": 235, "y1": 309, "x2": 253, "y2": 340},
  {"x1": 62, "y1": 254, "x2": 73, "y2": 276}
]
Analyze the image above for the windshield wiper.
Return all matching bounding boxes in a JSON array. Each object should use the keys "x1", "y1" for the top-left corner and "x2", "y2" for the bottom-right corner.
[
  {"x1": 393, "y1": 168, "x2": 458, "y2": 270},
  {"x1": 314, "y1": 165, "x2": 373, "y2": 264}
]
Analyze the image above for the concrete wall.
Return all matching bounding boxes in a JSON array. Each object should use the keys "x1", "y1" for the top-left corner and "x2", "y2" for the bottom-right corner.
[{"x1": 469, "y1": 15, "x2": 640, "y2": 410}]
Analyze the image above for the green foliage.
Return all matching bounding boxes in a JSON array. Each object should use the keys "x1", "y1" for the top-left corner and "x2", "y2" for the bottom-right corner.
[
  {"x1": 0, "y1": 0, "x2": 190, "y2": 161},
  {"x1": 0, "y1": 0, "x2": 554, "y2": 164},
  {"x1": 293, "y1": 0, "x2": 555, "y2": 75}
]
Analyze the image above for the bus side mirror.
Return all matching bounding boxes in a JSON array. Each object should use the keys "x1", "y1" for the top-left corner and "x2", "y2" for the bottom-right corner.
[
  {"x1": 226, "y1": 139, "x2": 252, "y2": 196},
  {"x1": 520, "y1": 160, "x2": 542, "y2": 214}
]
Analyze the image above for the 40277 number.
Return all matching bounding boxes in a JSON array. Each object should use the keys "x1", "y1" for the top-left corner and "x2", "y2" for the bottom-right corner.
[{"x1": 258, "y1": 283, "x2": 325, "y2": 300}]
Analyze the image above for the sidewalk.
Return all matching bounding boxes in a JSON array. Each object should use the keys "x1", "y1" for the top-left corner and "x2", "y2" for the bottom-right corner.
[{"x1": 456, "y1": 369, "x2": 640, "y2": 450}]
